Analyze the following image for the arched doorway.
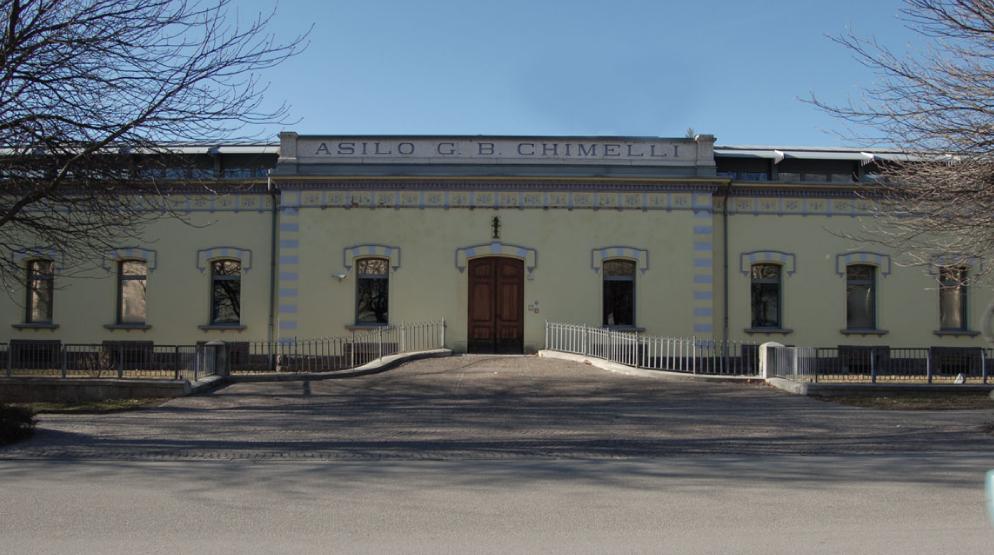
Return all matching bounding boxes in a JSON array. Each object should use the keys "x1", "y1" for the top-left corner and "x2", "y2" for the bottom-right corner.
[{"x1": 467, "y1": 257, "x2": 524, "y2": 354}]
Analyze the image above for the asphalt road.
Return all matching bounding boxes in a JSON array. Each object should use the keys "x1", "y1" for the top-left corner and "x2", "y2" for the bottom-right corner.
[
  {"x1": 2, "y1": 355, "x2": 993, "y2": 553},
  {"x1": 1, "y1": 456, "x2": 992, "y2": 554}
]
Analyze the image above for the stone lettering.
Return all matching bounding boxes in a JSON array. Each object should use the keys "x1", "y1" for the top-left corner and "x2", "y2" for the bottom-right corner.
[
  {"x1": 518, "y1": 143, "x2": 535, "y2": 156},
  {"x1": 315, "y1": 142, "x2": 331, "y2": 155},
  {"x1": 478, "y1": 142, "x2": 495, "y2": 155},
  {"x1": 337, "y1": 142, "x2": 355, "y2": 155},
  {"x1": 541, "y1": 143, "x2": 558, "y2": 156},
  {"x1": 437, "y1": 142, "x2": 456, "y2": 155},
  {"x1": 604, "y1": 144, "x2": 621, "y2": 157},
  {"x1": 578, "y1": 144, "x2": 597, "y2": 157},
  {"x1": 374, "y1": 142, "x2": 392, "y2": 155},
  {"x1": 398, "y1": 142, "x2": 415, "y2": 155},
  {"x1": 626, "y1": 144, "x2": 644, "y2": 157}
]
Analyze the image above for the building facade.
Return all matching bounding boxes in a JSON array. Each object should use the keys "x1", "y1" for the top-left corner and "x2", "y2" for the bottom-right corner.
[{"x1": 1, "y1": 132, "x2": 988, "y2": 354}]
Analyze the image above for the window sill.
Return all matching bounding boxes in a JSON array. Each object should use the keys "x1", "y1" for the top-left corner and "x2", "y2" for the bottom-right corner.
[
  {"x1": 104, "y1": 324, "x2": 151, "y2": 331},
  {"x1": 839, "y1": 328, "x2": 889, "y2": 336},
  {"x1": 11, "y1": 323, "x2": 59, "y2": 330},
  {"x1": 346, "y1": 323, "x2": 390, "y2": 331},
  {"x1": 744, "y1": 327, "x2": 794, "y2": 335},
  {"x1": 933, "y1": 329, "x2": 981, "y2": 337},
  {"x1": 602, "y1": 325, "x2": 646, "y2": 333},
  {"x1": 198, "y1": 324, "x2": 246, "y2": 331}
]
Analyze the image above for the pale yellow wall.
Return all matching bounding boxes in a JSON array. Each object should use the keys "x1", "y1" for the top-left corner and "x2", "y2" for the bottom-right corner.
[
  {"x1": 3, "y1": 188, "x2": 991, "y2": 352},
  {"x1": 291, "y1": 206, "x2": 700, "y2": 352},
  {"x1": 723, "y1": 210, "x2": 994, "y2": 347},
  {"x1": 0, "y1": 198, "x2": 273, "y2": 344}
]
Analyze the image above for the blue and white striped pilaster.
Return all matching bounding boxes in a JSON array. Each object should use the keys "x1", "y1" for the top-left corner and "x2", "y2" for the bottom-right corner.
[
  {"x1": 691, "y1": 192, "x2": 715, "y2": 335},
  {"x1": 277, "y1": 190, "x2": 302, "y2": 339}
]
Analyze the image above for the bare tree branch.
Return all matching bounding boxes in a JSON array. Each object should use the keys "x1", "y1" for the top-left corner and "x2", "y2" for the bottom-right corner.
[{"x1": 0, "y1": 0, "x2": 308, "y2": 289}]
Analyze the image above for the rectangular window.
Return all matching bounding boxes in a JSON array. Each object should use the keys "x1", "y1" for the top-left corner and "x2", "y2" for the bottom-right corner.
[
  {"x1": 117, "y1": 260, "x2": 147, "y2": 324},
  {"x1": 356, "y1": 258, "x2": 389, "y2": 325},
  {"x1": 750, "y1": 264, "x2": 781, "y2": 328},
  {"x1": 602, "y1": 259, "x2": 635, "y2": 326},
  {"x1": 26, "y1": 260, "x2": 54, "y2": 323},
  {"x1": 939, "y1": 266, "x2": 967, "y2": 331},
  {"x1": 210, "y1": 259, "x2": 241, "y2": 325},
  {"x1": 846, "y1": 265, "x2": 876, "y2": 329}
]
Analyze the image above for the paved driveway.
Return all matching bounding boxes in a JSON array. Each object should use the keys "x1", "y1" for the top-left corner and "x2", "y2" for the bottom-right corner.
[{"x1": 2, "y1": 355, "x2": 992, "y2": 460}]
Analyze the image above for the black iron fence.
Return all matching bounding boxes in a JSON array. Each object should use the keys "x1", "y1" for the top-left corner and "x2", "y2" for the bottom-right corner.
[{"x1": 0, "y1": 320, "x2": 446, "y2": 381}]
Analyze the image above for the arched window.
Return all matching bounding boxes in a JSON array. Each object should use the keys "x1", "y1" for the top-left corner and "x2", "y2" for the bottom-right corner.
[
  {"x1": 846, "y1": 264, "x2": 876, "y2": 330},
  {"x1": 602, "y1": 259, "x2": 635, "y2": 327},
  {"x1": 210, "y1": 259, "x2": 241, "y2": 325},
  {"x1": 356, "y1": 257, "x2": 389, "y2": 325},
  {"x1": 25, "y1": 259, "x2": 54, "y2": 324},
  {"x1": 750, "y1": 263, "x2": 782, "y2": 329},
  {"x1": 117, "y1": 260, "x2": 148, "y2": 325}
]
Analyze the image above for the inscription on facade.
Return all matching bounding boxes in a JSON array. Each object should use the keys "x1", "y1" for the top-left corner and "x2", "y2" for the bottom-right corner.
[{"x1": 283, "y1": 135, "x2": 711, "y2": 166}]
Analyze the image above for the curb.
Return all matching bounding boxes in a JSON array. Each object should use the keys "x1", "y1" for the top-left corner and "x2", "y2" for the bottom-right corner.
[{"x1": 766, "y1": 377, "x2": 994, "y2": 397}]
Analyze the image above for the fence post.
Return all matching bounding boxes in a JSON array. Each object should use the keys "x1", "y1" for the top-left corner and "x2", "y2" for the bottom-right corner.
[
  {"x1": 117, "y1": 343, "x2": 124, "y2": 379},
  {"x1": 5, "y1": 344, "x2": 11, "y2": 377},
  {"x1": 870, "y1": 349, "x2": 877, "y2": 384},
  {"x1": 440, "y1": 317, "x2": 446, "y2": 349},
  {"x1": 61, "y1": 346, "x2": 67, "y2": 379},
  {"x1": 926, "y1": 348, "x2": 933, "y2": 384},
  {"x1": 378, "y1": 326, "x2": 383, "y2": 360},
  {"x1": 792, "y1": 347, "x2": 799, "y2": 380},
  {"x1": 350, "y1": 329, "x2": 356, "y2": 368},
  {"x1": 692, "y1": 336, "x2": 697, "y2": 375},
  {"x1": 814, "y1": 349, "x2": 819, "y2": 384},
  {"x1": 634, "y1": 330, "x2": 640, "y2": 367},
  {"x1": 982, "y1": 349, "x2": 988, "y2": 385},
  {"x1": 400, "y1": 325, "x2": 406, "y2": 353},
  {"x1": 174, "y1": 346, "x2": 181, "y2": 380},
  {"x1": 544, "y1": 321, "x2": 549, "y2": 351}
]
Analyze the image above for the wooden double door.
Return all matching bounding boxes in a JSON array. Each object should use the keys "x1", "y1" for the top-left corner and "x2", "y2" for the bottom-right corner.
[{"x1": 467, "y1": 257, "x2": 524, "y2": 354}]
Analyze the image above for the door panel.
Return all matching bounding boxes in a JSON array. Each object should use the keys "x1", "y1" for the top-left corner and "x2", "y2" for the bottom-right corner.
[{"x1": 467, "y1": 257, "x2": 524, "y2": 354}]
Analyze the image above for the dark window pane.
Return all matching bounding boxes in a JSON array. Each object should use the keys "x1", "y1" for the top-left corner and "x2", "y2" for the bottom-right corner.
[
  {"x1": 751, "y1": 283, "x2": 780, "y2": 328},
  {"x1": 603, "y1": 280, "x2": 634, "y2": 326},
  {"x1": 846, "y1": 265, "x2": 876, "y2": 329},
  {"x1": 846, "y1": 283, "x2": 875, "y2": 329},
  {"x1": 603, "y1": 259, "x2": 636, "y2": 278},
  {"x1": 846, "y1": 264, "x2": 874, "y2": 281},
  {"x1": 356, "y1": 277, "x2": 389, "y2": 324},
  {"x1": 210, "y1": 259, "x2": 241, "y2": 324},
  {"x1": 211, "y1": 280, "x2": 241, "y2": 324}
]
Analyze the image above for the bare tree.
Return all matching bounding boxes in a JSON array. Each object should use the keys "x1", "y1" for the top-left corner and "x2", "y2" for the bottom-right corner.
[
  {"x1": 0, "y1": 0, "x2": 307, "y2": 286},
  {"x1": 812, "y1": 0, "x2": 994, "y2": 281}
]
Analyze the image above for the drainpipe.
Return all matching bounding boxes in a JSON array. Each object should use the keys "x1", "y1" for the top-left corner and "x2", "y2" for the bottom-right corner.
[
  {"x1": 722, "y1": 180, "x2": 730, "y2": 344},
  {"x1": 267, "y1": 171, "x2": 280, "y2": 346}
]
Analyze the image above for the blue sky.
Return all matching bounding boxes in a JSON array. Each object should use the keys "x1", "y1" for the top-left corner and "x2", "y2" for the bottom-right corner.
[{"x1": 239, "y1": 0, "x2": 919, "y2": 146}]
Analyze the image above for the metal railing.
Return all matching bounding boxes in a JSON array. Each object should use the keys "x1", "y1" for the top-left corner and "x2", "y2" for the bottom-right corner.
[
  {"x1": 544, "y1": 322, "x2": 761, "y2": 376},
  {"x1": 765, "y1": 345, "x2": 992, "y2": 384},
  {"x1": 0, "y1": 320, "x2": 447, "y2": 380},
  {"x1": 232, "y1": 320, "x2": 446, "y2": 373},
  {"x1": 1, "y1": 341, "x2": 219, "y2": 381}
]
